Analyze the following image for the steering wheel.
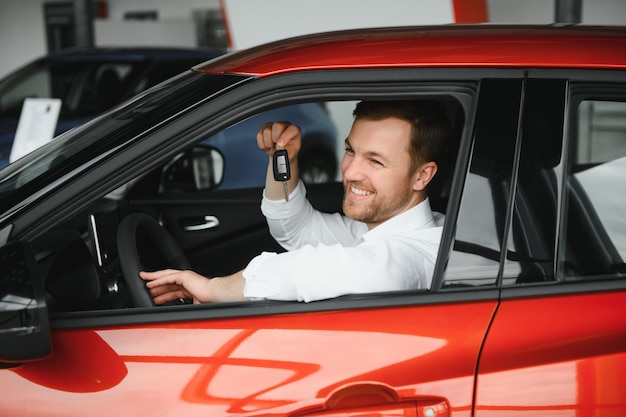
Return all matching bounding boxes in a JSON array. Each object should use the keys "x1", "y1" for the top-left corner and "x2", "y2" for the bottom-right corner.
[{"x1": 117, "y1": 213, "x2": 191, "y2": 307}]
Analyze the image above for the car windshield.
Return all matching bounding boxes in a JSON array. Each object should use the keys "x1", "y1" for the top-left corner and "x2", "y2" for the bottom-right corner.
[
  {"x1": 0, "y1": 60, "x2": 145, "y2": 119},
  {"x1": 0, "y1": 71, "x2": 250, "y2": 213},
  {"x1": 0, "y1": 56, "x2": 221, "y2": 120}
]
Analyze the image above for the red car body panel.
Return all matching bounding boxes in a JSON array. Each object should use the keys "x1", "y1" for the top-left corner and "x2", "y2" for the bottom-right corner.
[
  {"x1": 196, "y1": 26, "x2": 626, "y2": 77},
  {"x1": 1, "y1": 302, "x2": 496, "y2": 416},
  {"x1": 476, "y1": 289, "x2": 626, "y2": 415}
]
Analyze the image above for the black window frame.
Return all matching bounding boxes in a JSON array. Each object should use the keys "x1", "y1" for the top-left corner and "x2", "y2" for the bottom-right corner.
[{"x1": 499, "y1": 69, "x2": 626, "y2": 300}]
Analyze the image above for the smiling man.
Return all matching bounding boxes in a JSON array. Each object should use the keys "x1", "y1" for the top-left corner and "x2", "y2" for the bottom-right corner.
[{"x1": 140, "y1": 100, "x2": 451, "y2": 303}]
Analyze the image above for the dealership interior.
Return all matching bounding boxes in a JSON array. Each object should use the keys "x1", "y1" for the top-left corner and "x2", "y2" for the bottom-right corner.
[{"x1": 1, "y1": 1, "x2": 626, "y2": 414}]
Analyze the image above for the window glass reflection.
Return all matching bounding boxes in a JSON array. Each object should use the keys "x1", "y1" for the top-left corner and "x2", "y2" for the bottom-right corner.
[
  {"x1": 560, "y1": 99, "x2": 626, "y2": 280},
  {"x1": 443, "y1": 79, "x2": 522, "y2": 288}
]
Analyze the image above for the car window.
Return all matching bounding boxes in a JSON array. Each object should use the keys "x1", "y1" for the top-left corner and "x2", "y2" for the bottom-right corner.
[
  {"x1": 21, "y1": 91, "x2": 472, "y2": 313},
  {"x1": 443, "y1": 79, "x2": 523, "y2": 288},
  {"x1": 76, "y1": 63, "x2": 136, "y2": 115},
  {"x1": 0, "y1": 61, "x2": 141, "y2": 119},
  {"x1": 559, "y1": 98, "x2": 626, "y2": 280},
  {"x1": 501, "y1": 79, "x2": 567, "y2": 285},
  {"x1": 0, "y1": 72, "x2": 245, "y2": 209},
  {"x1": 197, "y1": 102, "x2": 341, "y2": 190},
  {"x1": 130, "y1": 60, "x2": 202, "y2": 95},
  {"x1": 0, "y1": 62, "x2": 58, "y2": 117}
]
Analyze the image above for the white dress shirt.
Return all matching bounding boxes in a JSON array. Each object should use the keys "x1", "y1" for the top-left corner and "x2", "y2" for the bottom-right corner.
[{"x1": 243, "y1": 181, "x2": 444, "y2": 302}]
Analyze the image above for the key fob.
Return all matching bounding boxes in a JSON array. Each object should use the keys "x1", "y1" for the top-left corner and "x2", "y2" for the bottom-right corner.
[{"x1": 273, "y1": 149, "x2": 291, "y2": 181}]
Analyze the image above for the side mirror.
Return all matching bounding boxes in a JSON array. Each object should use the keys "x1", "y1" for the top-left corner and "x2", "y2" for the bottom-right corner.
[
  {"x1": 0, "y1": 241, "x2": 51, "y2": 365},
  {"x1": 161, "y1": 146, "x2": 224, "y2": 192}
]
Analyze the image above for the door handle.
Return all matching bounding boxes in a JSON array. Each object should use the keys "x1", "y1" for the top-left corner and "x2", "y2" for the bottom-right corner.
[
  {"x1": 288, "y1": 382, "x2": 450, "y2": 416},
  {"x1": 182, "y1": 215, "x2": 220, "y2": 231}
]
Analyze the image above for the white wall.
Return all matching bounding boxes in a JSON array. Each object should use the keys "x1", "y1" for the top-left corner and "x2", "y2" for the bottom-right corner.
[
  {"x1": 95, "y1": 0, "x2": 219, "y2": 47},
  {"x1": 0, "y1": 0, "x2": 48, "y2": 79},
  {"x1": 104, "y1": 0, "x2": 219, "y2": 19},
  {"x1": 488, "y1": 0, "x2": 626, "y2": 25},
  {"x1": 222, "y1": 0, "x2": 455, "y2": 49},
  {"x1": 488, "y1": 0, "x2": 554, "y2": 23},
  {"x1": 583, "y1": 0, "x2": 626, "y2": 25},
  {"x1": 94, "y1": 19, "x2": 196, "y2": 47}
]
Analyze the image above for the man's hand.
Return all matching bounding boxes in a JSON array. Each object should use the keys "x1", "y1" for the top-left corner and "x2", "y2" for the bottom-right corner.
[
  {"x1": 140, "y1": 269, "x2": 248, "y2": 304},
  {"x1": 257, "y1": 122, "x2": 302, "y2": 200},
  {"x1": 256, "y1": 121, "x2": 302, "y2": 160}
]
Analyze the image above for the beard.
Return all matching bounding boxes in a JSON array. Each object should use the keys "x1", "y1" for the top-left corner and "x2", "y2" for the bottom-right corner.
[{"x1": 342, "y1": 181, "x2": 415, "y2": 226}]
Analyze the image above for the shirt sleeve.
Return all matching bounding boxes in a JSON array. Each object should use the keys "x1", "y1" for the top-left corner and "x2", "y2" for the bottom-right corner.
[
  {"x1": 261, "y1": 181, "x2": 366, "y2": 250},
  {"x1": 242, "y1": 234, "x2": 439, "y2": 302}
]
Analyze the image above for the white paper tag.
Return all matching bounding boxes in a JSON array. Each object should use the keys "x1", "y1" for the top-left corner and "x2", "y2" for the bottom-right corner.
[{"x1": 10, "y1": 98, "x2": 62, "y2": 163}]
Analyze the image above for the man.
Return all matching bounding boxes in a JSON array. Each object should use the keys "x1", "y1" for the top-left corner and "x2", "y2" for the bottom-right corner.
[{"x1": 140, "y1": 100, "x2": 450, "y2": 303}]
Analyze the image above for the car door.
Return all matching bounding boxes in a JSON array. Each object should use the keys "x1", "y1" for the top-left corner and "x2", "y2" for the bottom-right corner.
[
  {"x1": 475, "y1": 76, "x2": 626, "y2": 415},
  {"x1": 0, "y1": 71, "x2": 522, "y2": 417}
]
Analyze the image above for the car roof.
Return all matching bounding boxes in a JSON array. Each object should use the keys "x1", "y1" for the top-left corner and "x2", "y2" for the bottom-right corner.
[
  {"x1": 196, "y1": 24, "x2": 626, "y2": 77},
  {"x1": 38, "y1": 46, "x2": 225, "y2": 63}
]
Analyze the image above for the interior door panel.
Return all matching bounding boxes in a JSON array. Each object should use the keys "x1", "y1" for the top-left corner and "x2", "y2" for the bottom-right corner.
[{"x1": 128, "y1": 182, "x2": 344, "y2": 277}]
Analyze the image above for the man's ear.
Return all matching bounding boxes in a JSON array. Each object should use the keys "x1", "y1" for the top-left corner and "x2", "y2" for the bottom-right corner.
[{"x1": 412, "y1": 162, "x2": 438, "y2": 191}]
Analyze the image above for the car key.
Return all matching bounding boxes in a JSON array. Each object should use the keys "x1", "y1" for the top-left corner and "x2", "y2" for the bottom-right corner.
[{"x1": 273, "y1": 148, "x2": 291, "y2": 201}]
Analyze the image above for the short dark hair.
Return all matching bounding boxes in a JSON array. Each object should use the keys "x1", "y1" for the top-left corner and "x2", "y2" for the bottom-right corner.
[{"x1": 353, "y1": 100, "x2": 451, "y2": 172}]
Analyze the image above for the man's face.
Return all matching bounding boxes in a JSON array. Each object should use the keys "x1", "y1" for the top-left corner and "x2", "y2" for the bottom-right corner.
[{"x1": 341, "y1": 117, "x2": 424, "y2": 229}]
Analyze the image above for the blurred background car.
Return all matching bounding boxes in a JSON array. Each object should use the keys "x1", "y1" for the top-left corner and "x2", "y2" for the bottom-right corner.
[{"x1": 0, "y1": 47, "x2": 338, "y2": 184}]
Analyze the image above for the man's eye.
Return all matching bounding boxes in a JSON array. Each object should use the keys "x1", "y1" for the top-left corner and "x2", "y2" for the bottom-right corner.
[
  {"x1": 370, "y1": 159, "x2": 384, "y2": 167},
  {"x1": 344, "y1": 147, "x2": 354, "y2": 154}
]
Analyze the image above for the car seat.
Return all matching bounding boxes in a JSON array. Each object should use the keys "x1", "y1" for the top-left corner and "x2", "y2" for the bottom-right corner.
[{"x1": 92, "y1": 68, "x2": 123, "y2": 113}]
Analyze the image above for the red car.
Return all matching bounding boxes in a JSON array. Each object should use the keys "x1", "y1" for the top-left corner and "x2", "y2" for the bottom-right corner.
[{"x1": 1, "y1": 25, "x2": 625, "y2": 416}]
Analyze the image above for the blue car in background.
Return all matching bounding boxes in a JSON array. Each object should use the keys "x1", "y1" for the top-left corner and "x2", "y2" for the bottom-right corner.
[{"x1": 0, "y1": 47, "x2": 338, "y2": 185}]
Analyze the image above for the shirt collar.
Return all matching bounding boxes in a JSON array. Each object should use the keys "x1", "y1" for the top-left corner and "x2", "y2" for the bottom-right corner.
[{"x1": 361, "y1": 197, "x2": 435, "y2": 241}]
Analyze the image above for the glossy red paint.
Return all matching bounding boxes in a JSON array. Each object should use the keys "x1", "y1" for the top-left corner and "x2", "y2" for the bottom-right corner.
[
  {"x1": 1, "y1": 301, "x2": 496, "y2": 416},
  {"x1": 195, "y1": 26, "x2": 626, "y2": 77},
  {"x1": 476, "y1": 289, "x2": 626, "y2": 415}
]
